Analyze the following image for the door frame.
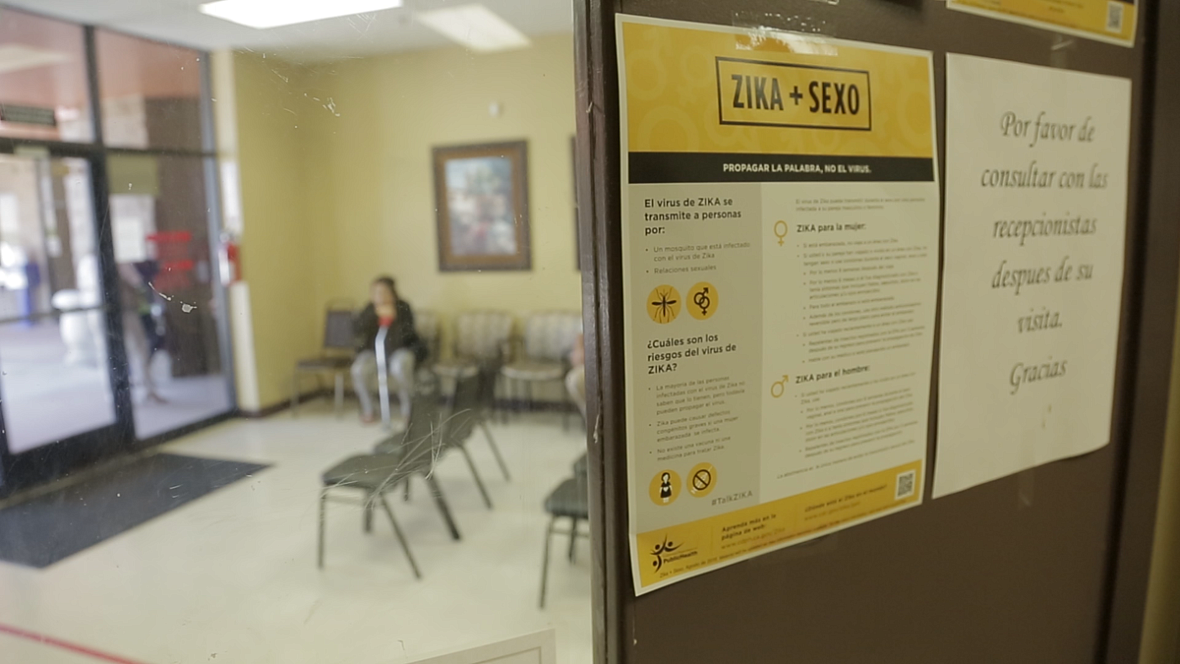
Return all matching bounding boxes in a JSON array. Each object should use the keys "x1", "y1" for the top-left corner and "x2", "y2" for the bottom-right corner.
[
  {"x1": 0, "y1": 18, "x2": 234, "y2": 496},
  {"x1": 1101, "y1": 0, "x2": 1180, "y2": 658}
]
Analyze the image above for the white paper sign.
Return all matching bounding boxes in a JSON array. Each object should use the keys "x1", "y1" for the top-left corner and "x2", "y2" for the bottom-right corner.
[
  {"x1": 935, "y1": 55, "x2": 1131, "y2": 498},
  {"x1": 409, "y1": 630, "x2": 555, "y2": 664}
]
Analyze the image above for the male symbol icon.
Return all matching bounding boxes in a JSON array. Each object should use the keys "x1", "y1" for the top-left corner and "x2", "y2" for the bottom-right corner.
[
  {"x1": 687, "y1": 282, "x2": 718, "y2": 320},
  {"x1": 693, "y1": 288, "x2": 711, "y2": 316}
]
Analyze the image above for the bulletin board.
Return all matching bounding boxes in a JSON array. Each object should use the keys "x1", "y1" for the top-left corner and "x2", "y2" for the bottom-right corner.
[{"x1": 572, "y1": 0, "x2": 1180, "y2": 662}]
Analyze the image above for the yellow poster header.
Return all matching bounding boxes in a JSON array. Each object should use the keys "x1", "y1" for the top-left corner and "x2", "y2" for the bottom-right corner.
[
  {"x1": 717, "y1": 58, "x2": 871, "y2": 131},
  {"x1": 620, "y1": 19, "x2": 935, "y2": 158}
]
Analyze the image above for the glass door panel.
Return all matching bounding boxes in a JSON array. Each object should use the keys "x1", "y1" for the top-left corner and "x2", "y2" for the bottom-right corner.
[
  {"x1": 107, "y1": 154, "x2": 230, "y2": 438},
  {"x1": 0, "y1": 154, "x2": 115, "y2": 453}
]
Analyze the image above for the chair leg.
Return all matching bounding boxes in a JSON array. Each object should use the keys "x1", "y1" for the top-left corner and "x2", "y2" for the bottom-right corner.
[
  {"x1": 363, "y1": 495, "x2": 374, "y2": 533},
  {"x1": 334, "y1": 371, "x2": 345, "y2": 419},
  {"x1": 460, "y1": 446, "x2": 493, "y2": 509},
  {"x1": 480, "y1": 420, "x2": 511, "y2": 481},
  {"x1": 499, "y1": 374, "x2": 509, "y2": 424},
  {"x1": 425, "y1": 474, "x2": 462, "y2": 541},
  {"x1": 377, "y1": 493, "x2": 422, "y2": 580},
  {"x1": 568, "y1": 517, "x2": 579, "y2": 562},
  {"x1": 539, "y1": 515, "x2": 558, "y2": 609},
  {"x1": 317, "y1": 490, "x2": 326, "y2": 568}
]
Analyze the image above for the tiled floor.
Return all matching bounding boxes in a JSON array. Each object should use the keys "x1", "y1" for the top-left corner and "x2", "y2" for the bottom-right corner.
[{"x1": 0, "y1": 408, "x2": 592, "y2": 664}]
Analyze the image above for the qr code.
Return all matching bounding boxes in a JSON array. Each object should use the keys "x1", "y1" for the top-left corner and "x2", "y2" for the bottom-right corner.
[
  {"x1": 895, "y1": 470, "x2": 917, "y2": 500},
  {"x1": 1106, "y1": 1, "x2": 1124, "y2": 32}
]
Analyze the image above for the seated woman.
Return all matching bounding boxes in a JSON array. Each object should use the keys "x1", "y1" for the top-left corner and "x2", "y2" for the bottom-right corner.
[{"x1": 351, "y1": 276, "x2": 427, "y2": 424}]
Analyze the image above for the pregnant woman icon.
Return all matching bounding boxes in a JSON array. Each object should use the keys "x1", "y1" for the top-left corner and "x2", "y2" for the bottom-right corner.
[{"x1": 660, "y1": 473, "x2": 673, "y2": 503}]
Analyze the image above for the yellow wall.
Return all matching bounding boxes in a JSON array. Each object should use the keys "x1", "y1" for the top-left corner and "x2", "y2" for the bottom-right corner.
[
  {"x1": 221, "y1": 51, "x2": 322, "y2": 410},
  {"x1": 220, "y1": 35, "x2": 580, "y2": 409},
  {"x1": 299, "y1": 34, "x2": 581, "y2": 325}
]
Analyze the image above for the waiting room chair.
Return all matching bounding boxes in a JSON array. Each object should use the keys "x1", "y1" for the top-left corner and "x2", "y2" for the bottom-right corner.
[
  {"x1": 379, "y1": 370, "x2": 498, "y2": 509},
  {"x1": 539, "y1": 365, "x2": 590, "y2": 608},
  {"x1": 501, "y1": 311, "x2": 582, "y2": 428},
  {"x1": 442, "y1": 370, "x2": 493, "y2": 508},
  {"x1": 539, "y1": 452, "x2": 589, "y2": 608},
  {"x1": 432, "y1": 310, "x2": 514, "y2": 416},
  {"x1": 414, "y1": 309, "x2": 441, "y2": 368},
  {"x1": 318, "y1": 376, "x2": 461, "y2": 577},
  {"x1": 472, "y1": 361, "x2": 512, "y2": 481},
  {"x1": 431, "y1": 360, "x2": 513, "y2": 482},
  {"x1": 292, "y1": 300, "x2": 355, "y2": 418}
]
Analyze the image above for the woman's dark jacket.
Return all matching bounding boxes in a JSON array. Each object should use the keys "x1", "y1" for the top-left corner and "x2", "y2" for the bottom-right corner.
[{"x1": 354, "y1": 300, "x2": 427, "y2": 364}]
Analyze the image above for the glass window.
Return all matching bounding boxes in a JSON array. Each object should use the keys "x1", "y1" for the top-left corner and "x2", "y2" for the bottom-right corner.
[
  {"x1": 0, "y1": 154, "x2": 115, "y2": 451},
  {"x1": 95, "y1": 29, "x2": 204, "y2": 151},
  {"x1": 107, "y1": 154, "x2": 230, "y2": 438},
  {"x1": 0, "y1": 8, "x2": 93, "y2": 142}
]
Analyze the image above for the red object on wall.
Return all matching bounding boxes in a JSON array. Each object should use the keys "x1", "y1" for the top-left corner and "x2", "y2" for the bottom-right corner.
[
  {"x1": 218, "y1": 233, "x2": 241, "y2": 285},
  {"x1": 146, "y1": 231, "x2": 194, "y2": 290}
]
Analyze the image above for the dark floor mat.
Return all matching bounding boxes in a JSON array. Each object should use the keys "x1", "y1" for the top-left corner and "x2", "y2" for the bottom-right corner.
[{"x1": 0, "y1": 453, "x2": 268, "y2": 568}]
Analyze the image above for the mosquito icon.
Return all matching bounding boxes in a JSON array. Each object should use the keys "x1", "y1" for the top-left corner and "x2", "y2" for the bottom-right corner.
[{"x1": 648, "y1": 285, "x2": 680, "y2": 324}]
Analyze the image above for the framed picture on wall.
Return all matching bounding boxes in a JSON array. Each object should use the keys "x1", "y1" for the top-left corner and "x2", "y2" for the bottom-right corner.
[{"x1": 433, "y1": 140, "x2": 531, "y2": 271}]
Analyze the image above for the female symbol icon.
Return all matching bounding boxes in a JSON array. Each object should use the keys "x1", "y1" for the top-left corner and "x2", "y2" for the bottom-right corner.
[{"x1": 774, "y1": 220, "x2": 789, "y2": 246}]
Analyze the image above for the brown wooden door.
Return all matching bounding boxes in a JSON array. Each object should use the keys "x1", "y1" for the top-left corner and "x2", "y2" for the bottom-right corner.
[{"x1": 573, "y1": 0, "x2": 1180, "y2": 662}]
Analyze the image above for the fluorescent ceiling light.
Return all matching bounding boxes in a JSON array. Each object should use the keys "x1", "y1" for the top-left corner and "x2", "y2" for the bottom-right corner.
[
  {"x1": 415, "y1": 4, "x2": 531, "y2": 53},
  {"x1": 199, "y1": 0, "x2": 404, "y2": 29},
  {"x1": 0, "y1": 45, "x2": 69, "y2": 75}
]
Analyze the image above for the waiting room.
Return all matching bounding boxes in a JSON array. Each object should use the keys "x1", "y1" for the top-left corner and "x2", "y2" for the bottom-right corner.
[{"x1": 0, "y1": 2, "x2": 591, "y2": 662}]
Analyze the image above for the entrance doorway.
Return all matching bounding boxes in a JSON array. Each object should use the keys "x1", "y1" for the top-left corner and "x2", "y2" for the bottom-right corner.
[
  {"x1": 0, "y1": 154, "x2": 116, "y2": 454},
  {"x1": 0, "y1": 8, "x2": 235, "y2": 493}
]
